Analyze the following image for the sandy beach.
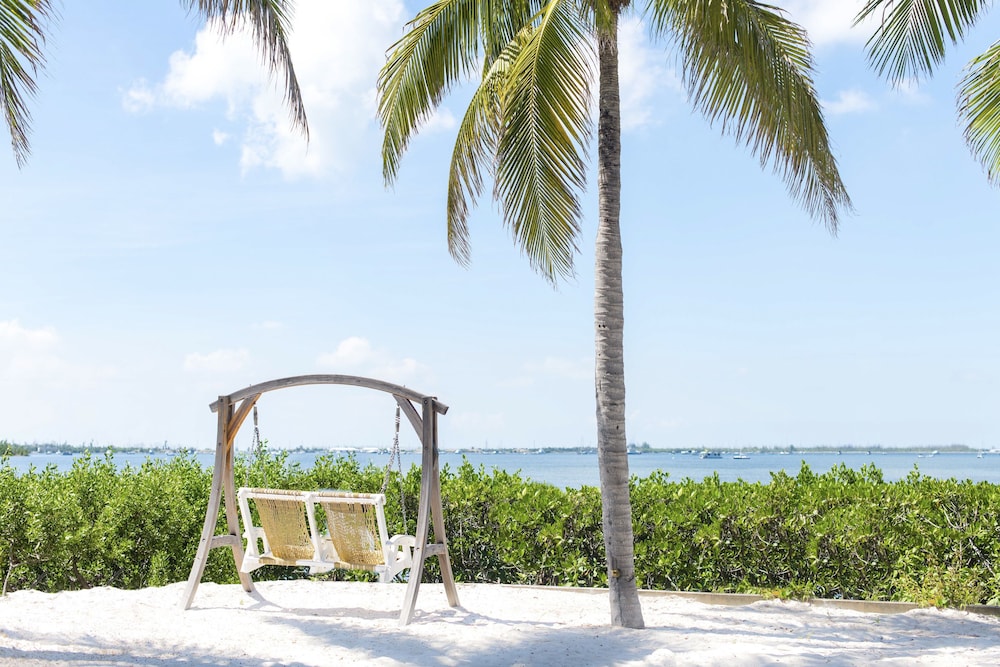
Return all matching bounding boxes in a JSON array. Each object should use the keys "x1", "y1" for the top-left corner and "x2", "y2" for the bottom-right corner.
[{"x1": 1, "y1": 580, "x2": 999, "y2": 665}]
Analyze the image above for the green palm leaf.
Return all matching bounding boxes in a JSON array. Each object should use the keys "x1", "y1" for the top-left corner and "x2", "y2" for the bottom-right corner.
[
  {"x1": 446, "y1": 45, "x2": 512, "y2": 266},
  {"x1": 650, "y1": 0, "x2": 852, "y2": 231},
  {"x1": 959, "y1": 41, "x2": 1000, "y2": 184},
  {"x1": 0, "y1": 0, "x2": 54, "y2": 167},
  {"x1": 478, "y1": 0, "x2": 545, "y2": 75},
  {"x1": 856, "y1": 0, "x2": 993, "y2": 83},
  {"x1": 494, "y1": 0, "x2": 592, "y2": 282},
  {"x1": 378, "y1": 0, "x2": 483, "y2": 185}
]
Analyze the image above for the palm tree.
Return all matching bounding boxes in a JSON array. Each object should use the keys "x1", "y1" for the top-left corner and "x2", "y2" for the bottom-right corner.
[
  {"x1": 857, "y1": 0, "x2": 1000, "y2": 183},
  {"x1": 378, "y1": 0, "x2": 851, "y2": 628},
  {"x1": 1, "y1": 0, "x2": 307, "y2": 167}
]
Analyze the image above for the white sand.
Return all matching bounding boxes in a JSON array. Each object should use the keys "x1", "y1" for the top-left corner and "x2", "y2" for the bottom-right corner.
[{"x1": 1, "y1": 581, "x2": 998, "y2": 666}]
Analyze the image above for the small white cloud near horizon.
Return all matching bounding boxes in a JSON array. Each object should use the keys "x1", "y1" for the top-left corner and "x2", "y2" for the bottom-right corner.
[
  {"x1": 450, "y1": 410, "x2": 506, "y2": 437},
  {"x1": 0, "y1": 320, "x2": 117, "y2": 389},
  {"x1": 183, "y1": 348, "x2": 250, "y2": 373},
  {"x1": 1, "y1": 319, "x2": 61, "y2": 380},
  {"x1": 824, "y1": 89, "x2": 876, "y2": 115},
  {"x1": 317, "y1": 336, "x2": 428, "y2": 382}
]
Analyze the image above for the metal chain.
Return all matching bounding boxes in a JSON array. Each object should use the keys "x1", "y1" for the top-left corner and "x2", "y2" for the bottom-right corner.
[
  {"x1": 380, "y1": 404, "x2": 407, "y2": 532},
  {"x1": 246, "y1": 405, "x2": 266, "y2": 488}
]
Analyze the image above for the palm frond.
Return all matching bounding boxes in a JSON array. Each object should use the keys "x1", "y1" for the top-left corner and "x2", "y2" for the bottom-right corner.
[
  {"x1": 478, "y1": 0, "x2": 545, "y2": 74},
  {"x1": 187, "y1": 0, "x2": 308, "y2": 138},
  {"x1": 650, "y1": 0, "x2": 852, "y2": 232},
  {"x1": 958, "y1": 41, "x2": 1000, "y2": 184},
  {"x1": 856, "y1": 0, "x2": 992, "y2": 84},
  {"x1": 0, "y1": 0, "x2": 55, "y2": 167},
  {"x1": 446, "y1": 46, "x2": 514, "y2": 265},
  {"x1": 378, "y1": 0, "x2": 482, "y2": 185},
  {"x1": 495, "y1": 0, "x2": 593, "y2": 282}
]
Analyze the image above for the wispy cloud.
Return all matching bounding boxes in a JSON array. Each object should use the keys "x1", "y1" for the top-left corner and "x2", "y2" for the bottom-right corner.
[
  {"x1": 824, "y1": 89, "x2": 877, "y2": 115},
  {"x1": 892, "y1": 78, "x2": 932, "y2": 105},
  {"x1": 0, "y1": 319, "x2": 58, "y2": 349},
  {"x1": 0, "y1": 320, "x2": 115, "y2": 387},
  {"x1": 525, "y1": 356, "x2": 592, "y2": 381},
  {"x1": 450, "y1": 410, "x2": 506, "y2": 435},
  {"x1": 183, "y1": 348, "x2": 250, "y2": 373}
]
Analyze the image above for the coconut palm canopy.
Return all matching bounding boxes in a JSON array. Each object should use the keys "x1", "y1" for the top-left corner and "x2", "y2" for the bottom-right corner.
[{"x1": 381, "y1": 0, "x2": 851, "y2": 284}]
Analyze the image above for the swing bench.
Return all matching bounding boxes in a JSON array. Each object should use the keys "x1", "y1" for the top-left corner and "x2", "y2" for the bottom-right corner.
[
  {"x1": 237, "y1": 398, "x2": 414, "y2": 581},
  {"x1": 237, "y1": 488, "x2": 415, "y2": 581},
  {"x1": 180, "y1": 375, "x2": 460, "y2": 626}
]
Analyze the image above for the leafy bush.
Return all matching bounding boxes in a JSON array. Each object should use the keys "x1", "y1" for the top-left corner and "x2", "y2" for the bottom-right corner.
[{"x1": 2, "y1": 452, "x2": 1000, "y2": 607}]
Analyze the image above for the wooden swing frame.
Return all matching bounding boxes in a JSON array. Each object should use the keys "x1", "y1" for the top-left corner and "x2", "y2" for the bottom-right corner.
[{"x1": 179, "y1": 374, "x2": 460, "y2": 625}]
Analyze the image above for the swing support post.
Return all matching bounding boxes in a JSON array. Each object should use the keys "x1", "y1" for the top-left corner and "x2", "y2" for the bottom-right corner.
[{"x1": 179, "y1": 374, "x2": 459, "y2": 626}]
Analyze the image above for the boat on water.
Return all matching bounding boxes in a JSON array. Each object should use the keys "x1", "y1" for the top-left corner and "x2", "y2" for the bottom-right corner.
[
  {"x1": 733, "y1": 453, "x2": 750, "y2": 460},
  {"x1": 700, "y1": 450, "x2": 722, "y2": 459}
]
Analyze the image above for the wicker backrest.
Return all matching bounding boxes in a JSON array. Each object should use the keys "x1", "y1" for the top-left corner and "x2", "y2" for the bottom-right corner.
[
  {"x1": 320, "y1": 498, "x2": 385, "y2": 566},
  {"x1": 252, "y1": 489, "x2": 315, "y2": 562}
]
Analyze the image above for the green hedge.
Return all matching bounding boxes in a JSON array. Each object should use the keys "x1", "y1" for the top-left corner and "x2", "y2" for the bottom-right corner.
[{"x1": 2, "y1": 452, "x2": 998, "y2": 606}]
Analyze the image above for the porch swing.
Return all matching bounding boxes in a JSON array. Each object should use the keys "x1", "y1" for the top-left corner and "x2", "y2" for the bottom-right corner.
[
  {"x1": 179, "y1": 375, "x2": 460, "y2": 626},
  {"x1": 236, "y1": 403, "x2": 415, "y2": 582}
]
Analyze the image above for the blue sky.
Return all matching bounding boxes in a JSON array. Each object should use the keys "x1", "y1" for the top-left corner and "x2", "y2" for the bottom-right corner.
[{"x1": 1, "y1": 1, "x2": 997, "y2": 452}]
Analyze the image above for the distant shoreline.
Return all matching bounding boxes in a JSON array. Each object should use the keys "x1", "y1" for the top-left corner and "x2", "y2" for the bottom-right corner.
[{"x1": 3, "y1": 442, "x2": 992, "y2": 457}]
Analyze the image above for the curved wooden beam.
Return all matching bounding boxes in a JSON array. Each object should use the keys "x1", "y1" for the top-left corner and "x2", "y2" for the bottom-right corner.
[{"x1": 209, "y1": 375, "x2": 449, "y2": 414}]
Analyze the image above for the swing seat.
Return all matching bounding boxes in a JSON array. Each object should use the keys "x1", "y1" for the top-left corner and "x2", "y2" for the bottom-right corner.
[{"x1": 237, "y1": 487, "x2": 414, "y2": 582}]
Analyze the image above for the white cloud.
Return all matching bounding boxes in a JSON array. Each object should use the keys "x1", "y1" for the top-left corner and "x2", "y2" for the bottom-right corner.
[
  {"x1": 824, "y1": 89, "x2": 877, "y2": 115},
  {"x1": 0, "y1": 319, "x2": 65, "y2": 381},
  {"x1": 212, "y1": 129, "x2": 230, "y2": 146},
  {"x1": 420, "y1": 108, "x2": 458, "y2": 134},
  {"x1": 0, "y1": 319, "x2": 58, "y2": 349},
  {"x1": 121, "y1": 79, "x2": 156, "y2": 113},
  {"x1": 776, "y1": 0, "x2": 870, "y2": 47},
  {"x1": 317, "y1": 336, "x2": 428, "y2": 381},
  {"x1": 617, "y1": 18, "x2": 681, "y2": 131},
  {"x1": 125, "y1": 0, "x2": 406, "y2": 179},
  {"x1": 183, "y1": 348, "x2": 250, "y2": 372},
  {"x1": 318, "y1": 336, "x2": 374, "y2": 368}
]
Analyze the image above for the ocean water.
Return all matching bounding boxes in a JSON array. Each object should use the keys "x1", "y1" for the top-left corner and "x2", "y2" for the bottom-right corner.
[{"x1": 5, "y1": 449, "x2": 998, "y2": 488}]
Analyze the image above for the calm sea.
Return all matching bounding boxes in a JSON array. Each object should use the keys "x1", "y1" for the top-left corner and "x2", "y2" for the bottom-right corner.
[{"x1": 4, "y1": 449, "x2": 999, "y2": 488}]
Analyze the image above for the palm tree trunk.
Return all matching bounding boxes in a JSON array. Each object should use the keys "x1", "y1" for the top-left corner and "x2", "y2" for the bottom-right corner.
[{"x1": 594, "y1": 14, "x2": 644, "y2": 629}]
